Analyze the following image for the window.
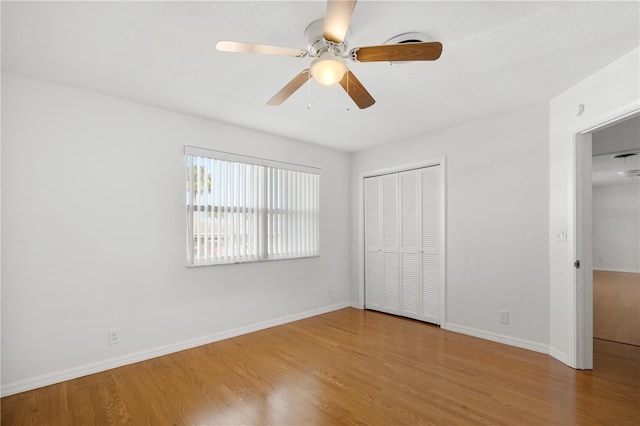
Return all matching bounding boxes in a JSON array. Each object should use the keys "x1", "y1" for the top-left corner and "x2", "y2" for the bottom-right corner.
[{"x1": 185, "y1": 146, "x2": 320, "y2": 266}]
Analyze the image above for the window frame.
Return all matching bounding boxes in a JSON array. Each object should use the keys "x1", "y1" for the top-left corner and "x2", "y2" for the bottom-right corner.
[{"x1": 185, "y1": 145, "x2": 320, "y2": 267}]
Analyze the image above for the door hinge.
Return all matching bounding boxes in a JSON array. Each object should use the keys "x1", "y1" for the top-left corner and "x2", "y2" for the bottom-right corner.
[{"x1": 574, "y1": 260, "x2": 581, "y2": 269}]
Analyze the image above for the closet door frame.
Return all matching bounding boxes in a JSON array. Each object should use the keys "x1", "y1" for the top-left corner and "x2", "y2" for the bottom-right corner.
[{"x1": 359, "y1": 158, "x2": 446, "y2": 327}]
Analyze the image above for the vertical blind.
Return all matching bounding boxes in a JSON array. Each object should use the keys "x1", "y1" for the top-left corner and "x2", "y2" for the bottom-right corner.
[{"x1": 185, "y1": 146, "x2": 320, "y2": 266}]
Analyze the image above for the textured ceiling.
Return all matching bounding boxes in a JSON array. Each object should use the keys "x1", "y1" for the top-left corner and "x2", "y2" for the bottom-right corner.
[{"x1": 2, "y1": 1, "x2": 639, "y2": 152}]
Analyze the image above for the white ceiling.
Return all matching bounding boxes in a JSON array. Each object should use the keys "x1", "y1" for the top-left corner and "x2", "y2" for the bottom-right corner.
[{"x1": 2, "y1": 1, "x2": 639, "y2": 152}]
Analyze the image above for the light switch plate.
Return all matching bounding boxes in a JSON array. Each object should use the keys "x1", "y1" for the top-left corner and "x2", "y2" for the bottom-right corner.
[{"x1": 554, "y1": 229, "x2": 567, "y2": 242}]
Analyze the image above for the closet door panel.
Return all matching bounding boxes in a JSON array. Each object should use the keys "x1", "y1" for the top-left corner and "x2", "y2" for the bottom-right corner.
[
  {"x1": 421, "y1": 167, "x2": 439, "y2": 253},
  {"x1": 399, "y1": 170, "x2": 420, "y2": 319},
  {"x1": 382, "y1": 175, "x2": 398, "y2": 248},
  {"x1": 421, "y1": 254, "x2": 439, "y2": 321},
  {"x1": 365, "y1": 177, "x2": 380, "y2": 248},
  {"x1": 400, "y1": 172, "x2": 418, "y2": 250},
  {"x1": 366, "y1": 250, "x2": 383, "y2": 308},
  {"x1": 401, "y1": 253, "x2": 419, "y2": 315},
  {"x1": 365, "y1": 174, "x2": 399, "y2": 314},
  {"x1": 381, "y1": 173, "x2": 399, "y2": 313},
  {"x1": 420, "y1": 166, "x2": 441, "y2": 323},
  {"x1": 383, "y1": 252, "x2": 400, "y2": 311},
  {"x1": 364, "y1": 177, "x2": 383, "y2": 310}
]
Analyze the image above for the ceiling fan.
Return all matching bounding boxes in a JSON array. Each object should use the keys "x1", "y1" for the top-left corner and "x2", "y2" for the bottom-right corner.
[{"x1": 216, "y1": 0, "x2": 443, "y2": 109}]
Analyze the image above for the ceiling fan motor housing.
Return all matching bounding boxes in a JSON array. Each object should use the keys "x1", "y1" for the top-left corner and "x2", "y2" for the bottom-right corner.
[{"x1": 304, "y1": 19, "x2": 350, "y2": 56}]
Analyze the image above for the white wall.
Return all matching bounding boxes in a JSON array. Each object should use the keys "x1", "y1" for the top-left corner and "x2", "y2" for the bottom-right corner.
[
  {"x1": 549, "y1": 47, "x2": 639, "y2": 367},
  {"x1": 593, "y1": 183, "x2": 640, "y2": 273},
  {"x1": 1, "y1": 73, "x2": 351, "y2": 395},
  {"x1": 350, "y1": 102, "x2": 550, "y2": 352}
]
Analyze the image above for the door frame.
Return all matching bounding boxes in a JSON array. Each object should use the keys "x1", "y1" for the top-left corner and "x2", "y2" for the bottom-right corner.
[
  {"x1": 358, "y1": 157, "x2": 447, "y2": 326},
  {"x1": 572, "y1": 108, "x2": 639, "y2": 369}
]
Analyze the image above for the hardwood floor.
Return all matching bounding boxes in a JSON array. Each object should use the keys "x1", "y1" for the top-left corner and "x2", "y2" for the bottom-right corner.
[
  {"x1": 2, "y1": 308, "x2": 639, "y2": 425},
  {"x1": 594, "y1": 270, "x2": 640, "y2": 346}
]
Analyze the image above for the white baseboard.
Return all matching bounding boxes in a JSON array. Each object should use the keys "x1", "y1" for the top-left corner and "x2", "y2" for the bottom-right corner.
[
  {"x1": 593, "y1": 267, "x2": 640, "y2": 274},
  {"x1": 349, "y1": 301, "x2": 364, "y2": 309},
  {"x1": 444, "y1": 322, "x2": 549, "y2": 355},
  {"x1": 0, "y1": 302, "x2": 350, "y2": 397},
  {"x1": 548, "y1": 346, "x2": 573, "y2": 367}
]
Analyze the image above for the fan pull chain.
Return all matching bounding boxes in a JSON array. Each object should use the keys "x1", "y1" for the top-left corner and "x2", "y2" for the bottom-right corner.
[
  {"x1": 307, "y1": 72, "x2": 312, "y2": 110},
  {"x1": 345, "y1": 71, "x2": 350, "y2": 111}
]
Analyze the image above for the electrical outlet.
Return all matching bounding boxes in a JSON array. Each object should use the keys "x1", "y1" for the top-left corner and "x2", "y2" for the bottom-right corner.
[
  {"x1": 498, "y1": 311, "x2": 509, "y2": 324},
  {"x1": 108, "y1": 328, "x2": 121, "y2": 345}
]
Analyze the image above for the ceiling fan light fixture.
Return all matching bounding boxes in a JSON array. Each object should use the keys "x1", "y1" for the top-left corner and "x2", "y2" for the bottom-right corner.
[
  {"x1": 310, "y1": 53, "x2": 347, "y2": 86},
  {"x1": 616, "y1": 169, "x2": 640, "y2": 178}
]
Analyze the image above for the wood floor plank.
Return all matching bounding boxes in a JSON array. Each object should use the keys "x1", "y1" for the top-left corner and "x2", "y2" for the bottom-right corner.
[
  {"x1": 2, "y1": 308, "x2": 639, "y2": 425},
  {"x1": 594, "y1": 270, "x2": 640, "y2": 346}
]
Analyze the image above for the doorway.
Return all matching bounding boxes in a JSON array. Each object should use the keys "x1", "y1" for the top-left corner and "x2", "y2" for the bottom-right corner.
[
  {"x1": 591, "y1": 118, "x2": 640, "y2": 348},
  {"x1": 575, "y1": 112, "x2": 640, "y2": 368}
]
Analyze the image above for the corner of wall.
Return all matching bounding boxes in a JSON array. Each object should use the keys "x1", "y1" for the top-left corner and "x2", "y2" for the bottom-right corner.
[{"x1": 548, "y1": 47, "x2": 640, "y2": 368}]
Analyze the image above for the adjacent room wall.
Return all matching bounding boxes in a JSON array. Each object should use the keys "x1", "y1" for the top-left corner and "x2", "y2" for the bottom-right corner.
[
  {"x1": 548, "y1": 47, "x2": 639, "y2": 367},
  {"x1": 592, "y1": 183, "x2": 640, "y2": 273},
  {"x1": 1, "y1": 73, "x2": 351, "y2": 396},
  {"x1": 591, "y1": 115, "x2": 640, "y2": 274},
  {"x1": 350, "y1": 102, "x2": 550, "y2": 352}
]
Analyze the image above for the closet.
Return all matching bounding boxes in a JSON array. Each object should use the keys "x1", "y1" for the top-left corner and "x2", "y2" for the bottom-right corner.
[{"x1": 364, "y1": 165, "x2": 441, "y2": 324}]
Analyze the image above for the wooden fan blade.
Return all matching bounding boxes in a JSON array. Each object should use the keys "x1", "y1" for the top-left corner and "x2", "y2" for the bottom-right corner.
[
  {"x1": 267, "y1": 69, "x2": 310, "y2": 106},
  {"x1": 216, "y1": 41, "x2": 307, "y2": 58},
  {"x1": 352, "y1": 42, "x2": 443, "y2": 62},
  {"x1": 339, "y1": 70, "x2": 375, "y2": 109},
  {"x1": 323, "y1": 0, "x2": 357, "y2": 44}
]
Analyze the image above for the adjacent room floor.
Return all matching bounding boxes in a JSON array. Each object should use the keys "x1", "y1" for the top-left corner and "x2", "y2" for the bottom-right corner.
[{"x1": 594, "y1": 270, "x2": 640, "y2": 346}]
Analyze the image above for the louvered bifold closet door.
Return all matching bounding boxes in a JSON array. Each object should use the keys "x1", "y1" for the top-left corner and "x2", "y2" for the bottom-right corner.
[
  {"x1": 399, "y1": 166, "x2": 441, "y2": 324},
  {"x1": 364, "y1": 177, "x2": 383, "y2": 310},
  {"x1": 364, "y1": 174, "x2": 400, "y2": 315},
  {"x1": 420, "y1": 166, "x2": 440, "y2": 324},
  {"x1": 381, "y1": 174, "x2": 400, "y2": 313},
  {"x1": 399, "y1": 170, "x2": 421, "y2": 319}
]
